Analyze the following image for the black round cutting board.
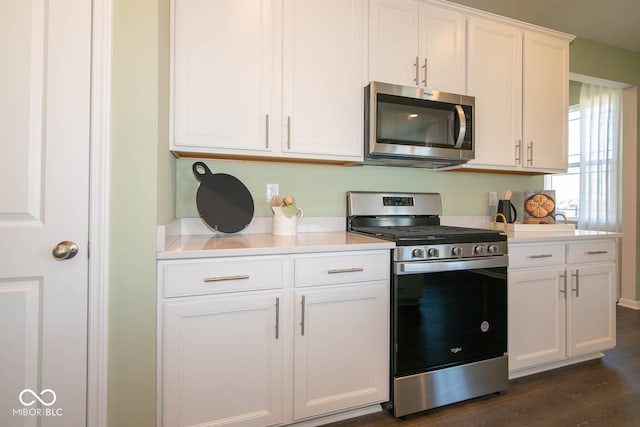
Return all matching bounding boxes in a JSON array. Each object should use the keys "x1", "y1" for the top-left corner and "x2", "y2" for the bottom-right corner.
[{"x1": 192, "y1": 162, "x2": 254, "y2": 233}]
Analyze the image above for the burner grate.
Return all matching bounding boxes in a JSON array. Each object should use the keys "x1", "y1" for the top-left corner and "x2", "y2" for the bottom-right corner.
[{"x1": 352, "y1": 225, "x2": 501, "y2": 239}]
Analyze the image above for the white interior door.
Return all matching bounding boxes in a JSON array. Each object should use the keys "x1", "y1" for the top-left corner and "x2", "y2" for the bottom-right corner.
[{"x1": 0, "y1": 0, "x2": 91, "y2": 426}]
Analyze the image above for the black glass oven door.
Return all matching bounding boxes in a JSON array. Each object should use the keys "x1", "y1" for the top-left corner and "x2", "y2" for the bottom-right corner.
[{"x1": 392, "y1": 267, "x2": 507, "y2": 377}]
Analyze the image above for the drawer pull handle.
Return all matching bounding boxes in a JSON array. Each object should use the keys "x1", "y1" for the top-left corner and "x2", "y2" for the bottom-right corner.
[
  {"x1": 300, "y1": 295, "x2": 306, "y2": 336},
  {"x1": 528, "y1": 254, "x2": 553, "y2": 259},
  {"x1": 328, "y1": 268, "x2": 364, "y2": 274},
  {"x1": 586, "y1": 250, "x2": 609, "y2": 255},
  {"x1": 287, "y1": 116, "x2": 292, "y2": 150},
  {"x1": 572, "y1": 270, "x2": 580, "y2": 298},
  {"x1": 203, "y1": 274, "x2": 250, "y2": 283},
  {"x1": 265, "y1": 114, "x2": 270, "y2": 148},
  {"x1": 275, "y1": 297, "x2": 280, "y2": 340}
]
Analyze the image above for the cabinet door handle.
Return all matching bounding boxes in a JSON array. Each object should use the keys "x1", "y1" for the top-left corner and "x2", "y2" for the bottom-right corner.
[
  {"x1": 300, "y1": 295, "x2": 306, "y2": 336},
  {"x1": 422, "y1": 57, "x2": 428, "y2": 87},
  {"x1": 414, "y1": 56, "x2": 419, "y2": 84},
  {"x1": 527, "y1": 141, "x2": 534, "y2": 165},
  {"x1": 327, "y1": 267, "x2": 364, "y2": 274},
  {"x1": 265, "y1": 114, "x2": 270, "y2": 148},
  {"x1": 275, "y1": 297, "x2": 280, "y2": 340},
  {"x1": 203, "y1": 274, "x2": 250, "y2": 283},
  {"x1": 287, "y1": 116, "x2": 291, "y2": 150},
  {"x1": 559, "y1": 272, "x2": 567, "y2": 298},
  {"x1": 528, "y1": 254, "x2": 553, "y2": 259},
  {"x1": 586, "y1": 250, "x2": 609, "y2": 255},
  {"x1": 572, "y1": 270, "x2": 580, "y2": 298},
  {"x1": 515, "y1": 140, "x2": 521, "y2": 164}
]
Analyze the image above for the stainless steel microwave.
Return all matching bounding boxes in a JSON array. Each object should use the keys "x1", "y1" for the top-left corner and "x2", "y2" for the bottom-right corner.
[{"x1": 364, "y1": 81, "x2": 475, "y2": 168}]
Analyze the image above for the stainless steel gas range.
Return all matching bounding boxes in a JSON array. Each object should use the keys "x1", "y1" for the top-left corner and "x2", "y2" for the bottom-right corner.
[{"x1": 347, "y1": 191, "x2": 508, "y2": 417}]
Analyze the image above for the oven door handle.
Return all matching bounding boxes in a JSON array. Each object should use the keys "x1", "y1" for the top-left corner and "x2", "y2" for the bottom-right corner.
[{"x1": 396, "y1": 255, "x2": 508, "y2": 275}]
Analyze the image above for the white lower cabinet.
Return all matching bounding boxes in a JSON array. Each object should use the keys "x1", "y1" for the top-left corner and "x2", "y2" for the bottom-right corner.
[
  {"x1": 566, "y1": 263, "x2": 616, "y2": 356},
  {"x1": 508, "y1": 239, "x2": 617, "y2": 377},
  {"x1": 163, "y1": 292, "x2": 285, "y2": 427},
  {"x1": 508, "y1": 266, "x2": 566, "y2": 370},
  {"x1": 158, "y1": 250, "x2": 390, "y2": 427},
  {"x1": 293, "y1": 283, "x2": 389, "y2": 420}
]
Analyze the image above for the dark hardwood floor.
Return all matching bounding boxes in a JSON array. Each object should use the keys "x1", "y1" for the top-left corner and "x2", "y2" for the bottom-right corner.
[{"x1": 326, "y1": 306, "x2": 640, "y2": 427}]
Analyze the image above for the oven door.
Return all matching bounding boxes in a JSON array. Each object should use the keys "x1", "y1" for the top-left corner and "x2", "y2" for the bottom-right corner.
[{"x1": 392, "y1": 257, "x2": 507, "y2": 377}]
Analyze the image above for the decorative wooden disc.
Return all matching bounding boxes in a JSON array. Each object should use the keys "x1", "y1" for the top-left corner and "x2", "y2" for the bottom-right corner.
[{"x1": 525, "y1": 194, "x2": 555, "y2": 218}]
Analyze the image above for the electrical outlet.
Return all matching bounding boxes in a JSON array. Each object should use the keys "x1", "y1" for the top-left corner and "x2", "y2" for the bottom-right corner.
[
  {"x1": 266, "y1": 183, "x2": 279, "y2": 202},
  {"x1": 488, "y1": 191, "x2": 498, "y2": 207}
]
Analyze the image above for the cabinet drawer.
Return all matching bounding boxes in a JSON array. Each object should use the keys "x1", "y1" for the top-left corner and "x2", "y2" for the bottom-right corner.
[
  {"x1": 509, "y1": 243, "x2": 564, "y2": 269},
  {"x1": 294, "y1": 251, "x2": 389, "y2": 287},
  {"x1": 566, "y1": 240, "x2": 616, "y2": 264},
  {"x1": 160, "y1": 257, "x2": 284, "y2": 298}
]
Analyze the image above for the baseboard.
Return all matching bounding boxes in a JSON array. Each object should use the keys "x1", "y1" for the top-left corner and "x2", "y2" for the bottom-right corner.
[
  {"x1": 618, "y1": 299, "x2": 640, "y2": 310},
  {"x1": 289, "y1": 404, "x2": 382, "y2": 427},
  {"x1": 509, "y1": 353, "x2": 604, "y2": 380}
]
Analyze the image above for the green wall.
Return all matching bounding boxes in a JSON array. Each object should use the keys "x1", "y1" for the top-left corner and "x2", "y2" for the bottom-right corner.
[
  {"x1": 107, "y1": 2, "x2": 640, "y2": 424},
  {"x1": 109, "y1": 0, "x2": 167, "y2": 425},
  {"x1": 570, "y1": 38, "x2": 640, "y2": 87},
  {"x1": 176, "y1": 159, "x2": 540, "y2": 219}
]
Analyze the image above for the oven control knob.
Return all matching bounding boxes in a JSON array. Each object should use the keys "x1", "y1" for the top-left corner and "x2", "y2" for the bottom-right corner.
[
  {"x1": 488, "y1": 244, "x2": 499, "y2": 254},
  {"x1": 473, "y1": 245, "x2": 486, "y2": 255},
  {"x1": 411, "y1": 248, "x2": 425, "y2": 258},
  {"x1": 451, "y1": 246, "x2": 462, "y2": 257},
  {"x1": 427, "y1": 248, "x2": 439, "y2": 258}
]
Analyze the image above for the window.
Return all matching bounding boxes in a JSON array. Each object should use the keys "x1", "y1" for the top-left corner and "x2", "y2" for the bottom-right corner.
[
  {"x1": 545, "y1": 82, "x2": 622, "y2": 232},
  {"x1": 545, "y1": 107, "x2": 581, "y2": 221}
]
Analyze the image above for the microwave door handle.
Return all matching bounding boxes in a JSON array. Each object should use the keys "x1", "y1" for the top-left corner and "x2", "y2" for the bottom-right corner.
[{"x1": 454, "y1": 105, "x2": 466, "y2": 148}]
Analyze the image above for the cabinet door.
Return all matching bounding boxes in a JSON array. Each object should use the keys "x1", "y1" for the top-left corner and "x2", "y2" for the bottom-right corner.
[
  {"x1": 566, "y1": 264, "x2": 617, "y2": 356},
  {"x1": 171, "y1": 0, "x2": 281, "y2": 154},
  {"x1": 369, "y1": 0, "x2": 419, "y2": 87},
  {"x1": 508, "y1": 268, "x2": 565, "y2": 371},
  {"x1": 418, "y1": 3, "x2": 466, "y2": 93},
  {"x1": 522, "y1": 31, "x2": 569, "y2": 171},
  {"x1": 293, "y1": 282, "x2": 389, "y2": 420},
  {"x1": 162, "y1": 293, "x2": 284, "y2": 427},
  {"x1": 466, "y1": 17, "x2": 522, "y2": 168},
  {"x1": 282, "y1": 0, "x2": 365, "y2": 160}
]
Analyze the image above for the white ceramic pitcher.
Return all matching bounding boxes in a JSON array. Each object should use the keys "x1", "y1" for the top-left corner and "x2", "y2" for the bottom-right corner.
[{"x1": 272, "y1": 207, "x2": 304, "y2": 236}]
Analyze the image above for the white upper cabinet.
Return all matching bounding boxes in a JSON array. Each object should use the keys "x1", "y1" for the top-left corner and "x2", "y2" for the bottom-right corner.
[
  {"x1": 369, "y1": 0, "x2": 419, "y2": 87},
  {"x1": 522, "y1": 31, "x2": 570, "y2": 171},
  {"x1": 463, "y1": 15, "x2": 572, "y2": 173},
  {"x1": 171, "y1": 0, "x2": 281, "y2": 154},
  {"x1": 171, "y1": 0, "x2": 572, "y2": 169},
  {"x1": 282, "y1": 0, "x2": 366, "y2": 160},
  {"x1": 369, "y1": 0, "x2": 466, "y2": 94},
  {"x1": 418, "y1": 3, "x2": 466, "y2": 93},
  {"x1": 466, "y1": 17, "x2": 522, "y2": 168},
  {"x1": 171, "y1": 0, "x2": 365, "y2": 162}
]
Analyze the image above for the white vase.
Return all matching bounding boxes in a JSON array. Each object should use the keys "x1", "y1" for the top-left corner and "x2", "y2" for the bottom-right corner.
[{"x1": 272, "y1": 207, "x2": 304, "y2": 236}]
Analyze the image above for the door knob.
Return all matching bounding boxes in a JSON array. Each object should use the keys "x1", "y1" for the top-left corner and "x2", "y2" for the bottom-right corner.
[{"x1": 52, "y1": 241, "x2": 79, "y2": 260}]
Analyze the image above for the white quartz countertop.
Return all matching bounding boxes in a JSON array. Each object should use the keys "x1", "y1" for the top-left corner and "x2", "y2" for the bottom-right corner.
[
  {"x1": 158, "y1": 231, "x2": 395, "y2": 260},
  {"x1": 157, "y1": 217, "x2": 621, "y2": 260},
  {"x1": 501, "y1": 229, "x2": 621, "y2": 243}
]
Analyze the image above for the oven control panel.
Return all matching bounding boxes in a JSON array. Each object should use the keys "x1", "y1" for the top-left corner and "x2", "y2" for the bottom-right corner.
[
  {"x1": 383, "y1": 196, "x2": 414, "y2": 206},
  {"x1": 396, "y1": 241, "x2": 508, "y2": 262}
]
